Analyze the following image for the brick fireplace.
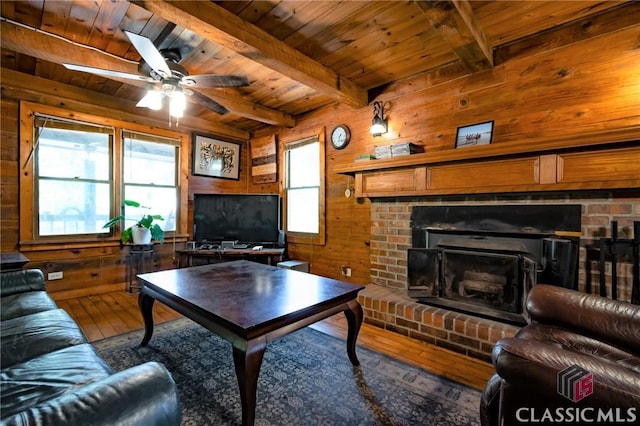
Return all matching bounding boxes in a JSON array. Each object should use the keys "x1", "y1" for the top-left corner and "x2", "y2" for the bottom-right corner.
[{"x1": 360, "y1": 191, "x2": 639, "y2": 362}]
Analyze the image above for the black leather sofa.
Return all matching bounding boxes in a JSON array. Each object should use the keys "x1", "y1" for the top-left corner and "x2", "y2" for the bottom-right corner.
[
  {"x1": 1, "y1": 269, "x2": 181, "y2": 425},
  {"x1": 480, "y1": 284, "x2": 640, "y2": 425}
]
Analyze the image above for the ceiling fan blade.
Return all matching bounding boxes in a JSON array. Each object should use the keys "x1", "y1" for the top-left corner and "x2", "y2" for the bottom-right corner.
[
  {"x1": 124, "y1": 31, "x2": 172, "y2": 78},
  {"x1": 190, "y1": 91, "x2": 229, "y2": 115},
  {"x1": 63, "y1": 63, "x2": 156, "y2": 82},
  {"x1": 184, "y1": 74, "x2": 250, "y2": 88}
]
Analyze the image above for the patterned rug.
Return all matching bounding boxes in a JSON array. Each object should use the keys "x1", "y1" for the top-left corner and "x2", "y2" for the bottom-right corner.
[{"x1": 94, "y1": 318, "x2": 481, "y2": 425}]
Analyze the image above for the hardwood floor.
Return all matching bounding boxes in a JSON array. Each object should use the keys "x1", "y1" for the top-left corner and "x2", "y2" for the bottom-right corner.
[{"x1": 57, "y1": 291, "x2": 494, "y2": 391}]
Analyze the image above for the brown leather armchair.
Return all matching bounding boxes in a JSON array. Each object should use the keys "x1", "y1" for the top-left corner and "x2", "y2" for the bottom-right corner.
[{"x1": 480, "y1": 284, "x2": 640, "y2": 425}]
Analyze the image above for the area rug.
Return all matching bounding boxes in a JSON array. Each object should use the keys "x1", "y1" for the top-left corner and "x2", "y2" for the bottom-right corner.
[{"x1": 94, "y1": 318, "x2": 481, "y2": 425}]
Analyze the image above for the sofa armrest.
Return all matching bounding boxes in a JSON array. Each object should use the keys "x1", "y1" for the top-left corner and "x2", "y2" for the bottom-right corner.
[
  {"x1": 0, "y1": 269, "x2": 46, "y2": 297},
  {"x1": 1, "y1": 362, "x2": 181, "y2": 426},
  {"x1": 479, "y1": 373, "x2": 503, "y2": 426},
  {"x1": 526, "y1": 284, "x2": 640, "y2": 353},
  {"x1": 493, "y1": 337, "x2": 640, "y2": 410}
]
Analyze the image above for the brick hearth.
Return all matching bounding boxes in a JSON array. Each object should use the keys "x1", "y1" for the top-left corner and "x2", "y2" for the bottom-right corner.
[
  {"x1": 363, "y1": 191, "x2": 639, "y2": 362},
  {"x1": 358, "y1": 284, "x2": 517, "y2": 363}
]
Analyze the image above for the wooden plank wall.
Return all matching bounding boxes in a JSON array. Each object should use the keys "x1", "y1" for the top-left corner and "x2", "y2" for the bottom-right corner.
[
  {"x1": 1, "y1": 13, "x2": 639, "y2": 297},
  {"x1": 276, "y1": 19, "x2": 639, "y2": 282},
  {"x1": 0, "y1": 95, "x2": 271, "y2": 299}
]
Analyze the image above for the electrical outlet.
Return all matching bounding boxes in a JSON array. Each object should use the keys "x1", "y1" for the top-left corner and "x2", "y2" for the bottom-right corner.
[
  {"x1": 341, "y1": 266, "x2": 351, "y2": 277},
  {"x1": 48, "y1": 271, "x2": 63, "y2": 280}
]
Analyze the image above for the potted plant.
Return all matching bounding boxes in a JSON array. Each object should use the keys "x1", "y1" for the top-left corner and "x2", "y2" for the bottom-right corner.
[{"x1": 103, "y1": 200, "x2": 165, "y2": 245}]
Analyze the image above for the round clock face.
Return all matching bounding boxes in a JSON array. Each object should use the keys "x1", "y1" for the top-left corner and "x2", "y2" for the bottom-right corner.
[{"x1": 331, "y1": 125, "x2": 350, "y2": 149}]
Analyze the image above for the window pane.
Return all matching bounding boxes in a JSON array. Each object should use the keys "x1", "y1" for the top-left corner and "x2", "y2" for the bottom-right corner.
[
  {"x1": 287, "y1": 188, "x2": 319, "y2": 233},
  {"x1": 37, "y1": 128, "x2": 110, "y2": 180},
  {"x1": 123, "y1": 134, "x2": 176, "y2": 186},
  {"x1": 288, "y1": 142, "x2": 319, "y2": 187},
  {"x1": 36, "y1": 117, "x2": 112, "y2": 237},
  {"x1": 38, "y1": 180, "x2": 110, "y2": 236},
  {"x1": 124, "y1": 186, "x2": 177, "y2": 232}
]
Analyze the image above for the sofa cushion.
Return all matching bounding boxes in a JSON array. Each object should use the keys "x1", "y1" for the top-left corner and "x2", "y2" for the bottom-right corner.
[
  {"x1": 0, "y1": 343, "x2": 114, "y2": 419},
  {"x1": 1, "y1": 309, "x2": 86, "y2": 368},
  {"x1": 1, "y1": 291, "x2": 58, "y2": 321}
]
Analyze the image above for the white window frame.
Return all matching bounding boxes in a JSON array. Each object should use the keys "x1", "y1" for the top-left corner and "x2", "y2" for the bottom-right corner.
[{"x1": 281, "y1": 129, "x2": 326, "y2": 246}]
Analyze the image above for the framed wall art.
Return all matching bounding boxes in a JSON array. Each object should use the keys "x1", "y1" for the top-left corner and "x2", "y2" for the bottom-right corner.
[
  {"x1": 455, "y1": 120, "x2": 494, "y2": 148},
  {"x1": 192, "y1": 133, "x2": 241, "y2": 180}
]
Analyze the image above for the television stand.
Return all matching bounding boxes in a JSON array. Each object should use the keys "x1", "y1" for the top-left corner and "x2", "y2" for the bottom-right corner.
[{"x1": 176, "y1": 247, "x2": 285, "y2": 268}]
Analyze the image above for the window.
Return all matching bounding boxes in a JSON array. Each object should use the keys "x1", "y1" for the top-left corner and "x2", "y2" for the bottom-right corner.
[
  {"x1": 20, "y1": 101, "x2": 185, "y2": 246},
  {"x1": 35, "y1": 116, "x2": 113, "y2": 237},
  {"x1": 283, "y1": 132, "x2": 325, "y2": 245},
  {"x1": 122, "y1": 131, "x2": 179, "y2": 232}
]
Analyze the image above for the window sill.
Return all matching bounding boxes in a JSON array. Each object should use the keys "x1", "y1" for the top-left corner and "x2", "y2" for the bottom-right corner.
[{"x1": 19, "y1": 234, "x2": 189, "y2": 252}]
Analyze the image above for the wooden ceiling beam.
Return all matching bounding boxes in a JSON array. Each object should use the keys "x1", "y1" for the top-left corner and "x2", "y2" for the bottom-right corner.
[
  {"x1": 0, "y1": 19, "x2": 140, "y2": 74},
  {"x1": 131, "y1": 0, "x2": 368, "y2": 108},
  {"x1": 0, "y1": 19, "x2": 293, "y2": 127},
  {"x1": 0, "y1": 68, "x2": 249, "y2": 140},
  {"x1": 414, "y1": 0, "x2": 493, "y2": 72}
]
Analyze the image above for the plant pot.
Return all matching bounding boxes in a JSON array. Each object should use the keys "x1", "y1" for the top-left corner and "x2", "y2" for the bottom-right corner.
[{"x1": 132, "y1": 226, "x2": 152, "y2": 245}]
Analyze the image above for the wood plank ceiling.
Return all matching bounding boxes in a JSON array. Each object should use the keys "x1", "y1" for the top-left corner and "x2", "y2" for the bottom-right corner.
[{"x1": 0, "y1": 0, "x2": 629, "y2": 135}]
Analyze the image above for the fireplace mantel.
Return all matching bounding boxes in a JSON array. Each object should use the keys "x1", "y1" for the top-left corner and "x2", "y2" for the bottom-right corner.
[{"x1": 334, "y1": 129, "x2": 639, "y2": 198}]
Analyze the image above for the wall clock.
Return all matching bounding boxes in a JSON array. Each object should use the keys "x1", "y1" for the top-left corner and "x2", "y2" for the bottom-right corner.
[{"x1": 330, "y1": 125, "x2": 351, "y2": 150}]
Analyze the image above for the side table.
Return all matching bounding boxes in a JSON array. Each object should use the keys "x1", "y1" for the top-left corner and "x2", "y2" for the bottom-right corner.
[
  {"x1": 0, "y1": 252, "x2": 30, "y2": 272},
  {"x1": 127, "y1": 244, "x2": 154, "y2": 293}
]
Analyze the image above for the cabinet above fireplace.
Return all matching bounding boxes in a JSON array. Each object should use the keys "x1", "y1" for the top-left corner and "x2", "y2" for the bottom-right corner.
[{"x1": 334, "y1": 127, "x2": 639, "y2": 198}]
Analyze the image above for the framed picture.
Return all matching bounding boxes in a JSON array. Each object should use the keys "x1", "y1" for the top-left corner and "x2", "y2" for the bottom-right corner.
[
  {"x1": 455, "y1": 120, "x2": 494, "y2": 148},
  {"x1": 192, "y1": 133, "x2": 241, "y2": 180}
]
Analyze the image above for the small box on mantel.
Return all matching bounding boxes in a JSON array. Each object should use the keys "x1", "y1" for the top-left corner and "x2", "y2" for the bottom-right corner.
[
  {"x1": 391, "y1": 142, "x2": 424, "y2": 157},
  {"x1": 374, "y1": 145, "x2": 392, "y2": 159}
]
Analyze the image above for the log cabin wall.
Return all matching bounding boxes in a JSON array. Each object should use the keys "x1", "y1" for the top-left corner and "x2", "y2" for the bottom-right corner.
[
  {"x1": 270, "y1": 17, "x2": 639, "y2": 359},
  {"x1": 278, "y1": 20, "x2": 639, "y2": 283},
  {"x1": 1, "y1": 9, "x2": 638, "y2": 318},
  {"x1": 0, "y1": 93, "x2": 273, "y2": 300}
]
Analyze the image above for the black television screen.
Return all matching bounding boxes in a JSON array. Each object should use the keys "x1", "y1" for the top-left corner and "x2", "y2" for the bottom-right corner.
[{"x1": 193, "y1": 194, "x2": 280, "y2": 244}]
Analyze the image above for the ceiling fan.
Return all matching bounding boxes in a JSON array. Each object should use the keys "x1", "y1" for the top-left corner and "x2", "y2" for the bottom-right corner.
[{"x1": 63, "y1": 31, "x2": 249, "y2": 117}]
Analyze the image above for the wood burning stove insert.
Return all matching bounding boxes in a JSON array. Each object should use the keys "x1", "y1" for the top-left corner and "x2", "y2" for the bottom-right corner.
[{"x1": 408, "y1": 205, "x2": 581, "y2": 324}]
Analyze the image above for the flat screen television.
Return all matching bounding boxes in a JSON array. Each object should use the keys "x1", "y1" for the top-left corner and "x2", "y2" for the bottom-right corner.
[{"x1": 193, "y1": 194, "x2": 281, "y2": 244}]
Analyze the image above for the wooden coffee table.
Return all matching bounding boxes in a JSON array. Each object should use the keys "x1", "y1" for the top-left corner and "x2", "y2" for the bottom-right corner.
[{"x1": 137, "y1": 260, "x2": 364, "y2": 426}]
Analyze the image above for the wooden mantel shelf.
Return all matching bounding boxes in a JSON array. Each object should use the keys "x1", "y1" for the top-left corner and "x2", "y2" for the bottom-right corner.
[
  {"x1": 334, "y1": 126, "x2": 640, "y2": 198},
  {"x1": 334, "y1": 126, "x2": 640, "y2": 175}
]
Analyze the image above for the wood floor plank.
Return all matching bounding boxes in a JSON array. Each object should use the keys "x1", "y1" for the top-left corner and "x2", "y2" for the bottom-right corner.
[
  {"x1": 76, "y1": 296, "x2": 119, "y2": 339},
  {"x1": 58, "y1": 298, "x2": 105, "y2": 341},
  {"x1": 101, "y1": 293, "x2": 143, "y2": 331},
  {"x1": 63, "y1": 290, "x2": 493, "y2": 391},
  {"x1": 88, "y1": 295, "x2": 133, "y2": 337}
]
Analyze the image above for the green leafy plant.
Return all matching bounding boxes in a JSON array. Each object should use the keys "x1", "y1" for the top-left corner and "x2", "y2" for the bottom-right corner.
[{"x1": 103, "y1": 200, "x2": 165, "y2": 244}]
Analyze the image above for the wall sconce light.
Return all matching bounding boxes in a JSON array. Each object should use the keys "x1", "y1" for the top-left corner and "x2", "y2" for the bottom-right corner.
[{"x1": 370, "y1": 101, "x2": 387, "y2": 137}]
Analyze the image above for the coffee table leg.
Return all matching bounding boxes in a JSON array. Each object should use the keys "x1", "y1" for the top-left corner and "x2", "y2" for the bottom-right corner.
[
  {"x1": 138, "y1": 291, "x2": 155, "y2": 346},
  {"x1": 344, "y1": 299, "x2": 363, "y2": 366},
  {"x1": 232, "y1": 337, "x2": 267, "y2": 426}
]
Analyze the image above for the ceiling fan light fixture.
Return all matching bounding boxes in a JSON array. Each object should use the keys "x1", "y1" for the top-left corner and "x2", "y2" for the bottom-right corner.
[
  {"x1": 169, "y1": 89, "x2": 186, "y2": 118},
  {"x1": 137, "y1": 90, "x2": 164, "y2": 111}
]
